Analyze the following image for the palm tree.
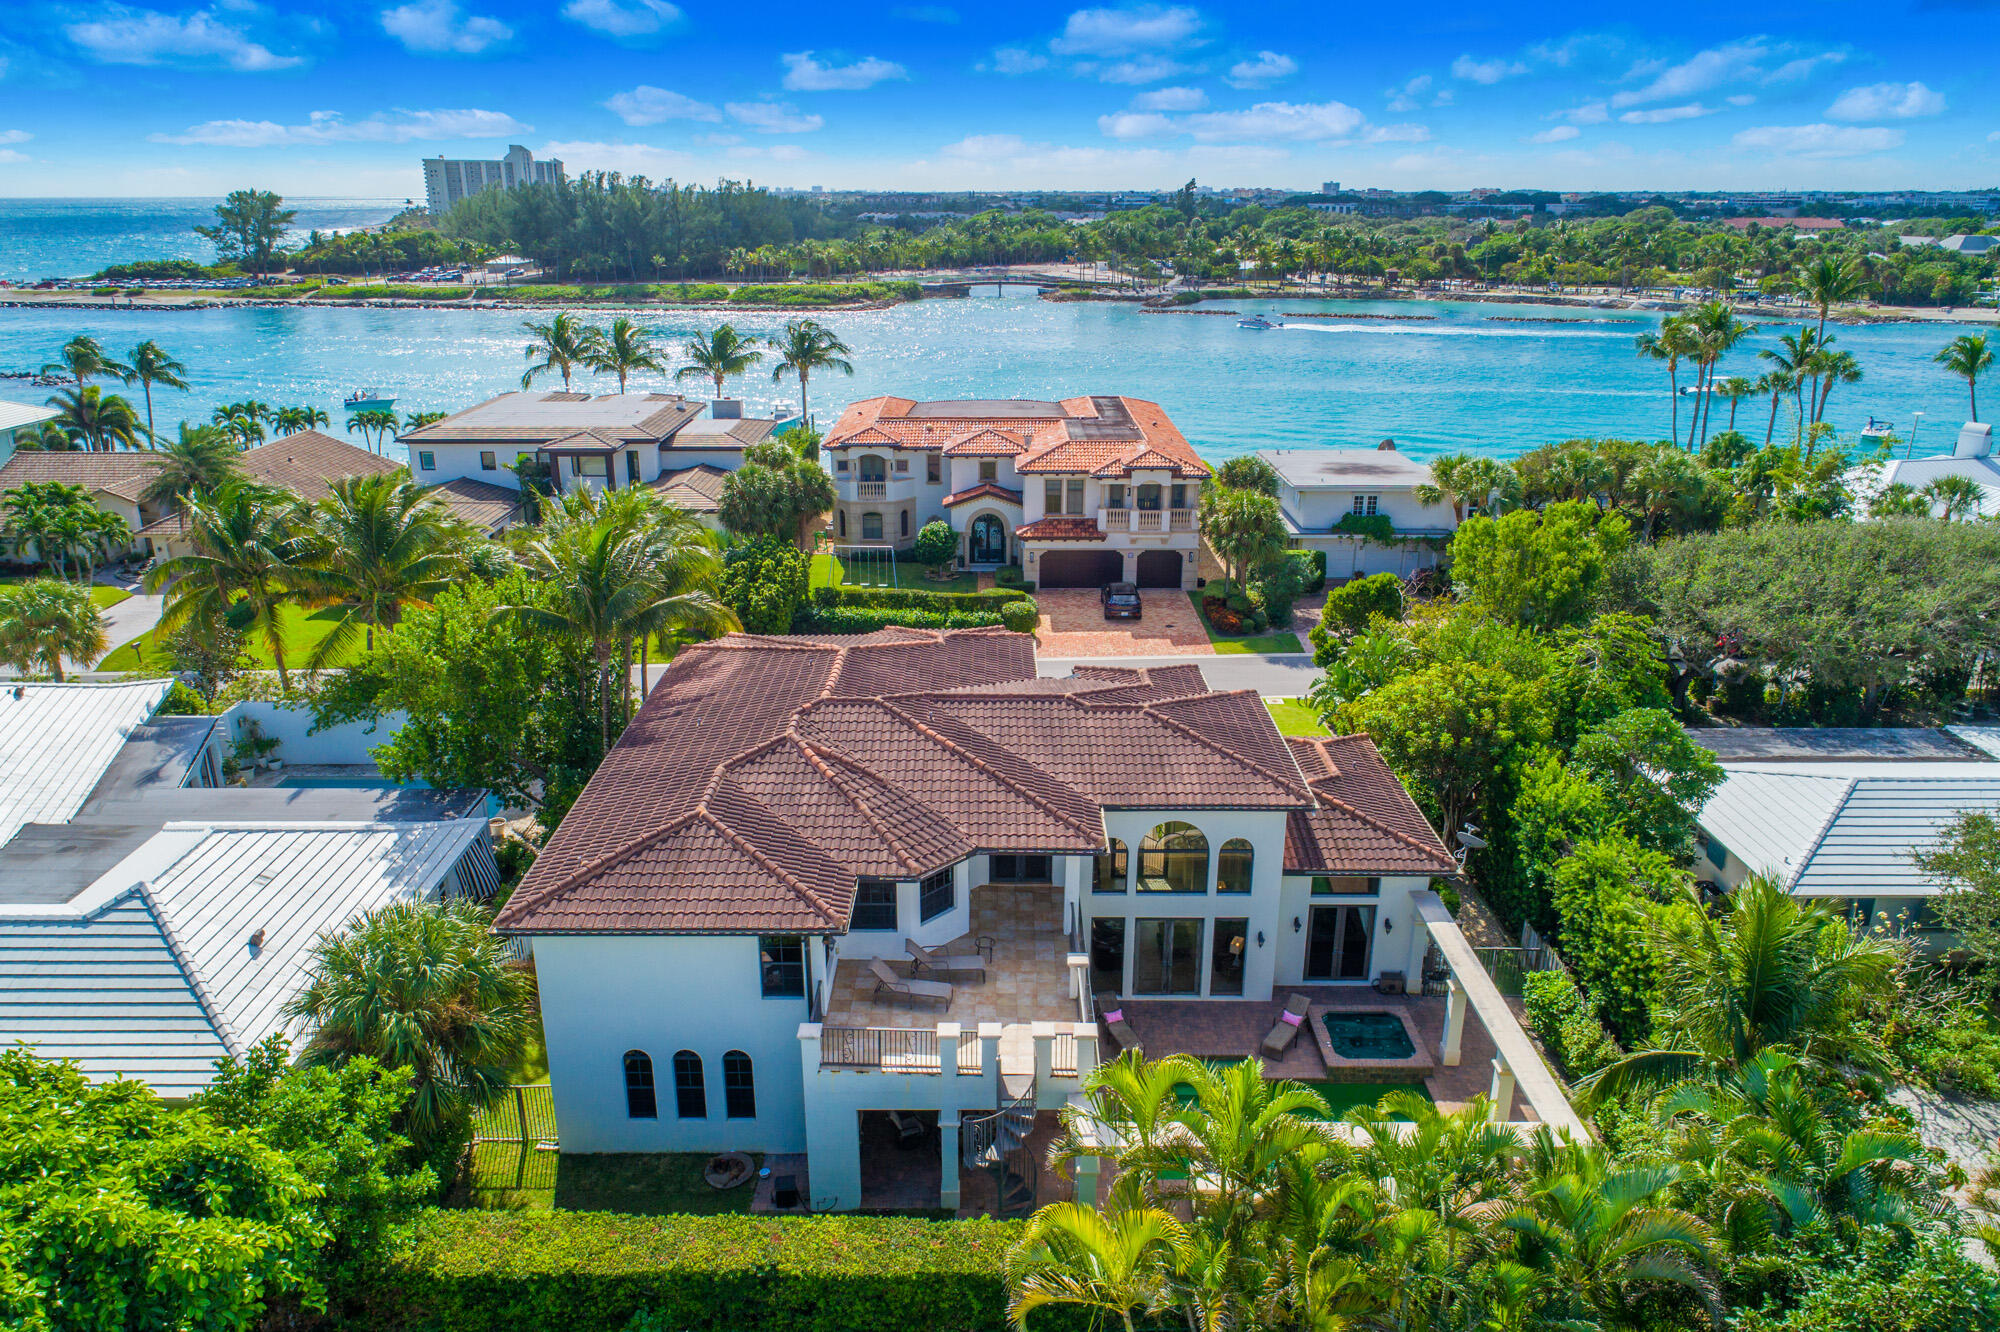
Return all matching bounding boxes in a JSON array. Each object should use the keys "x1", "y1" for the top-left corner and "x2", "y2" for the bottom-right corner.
[
  {"x1": 401, "y1": 410, "x2": 447, "y2": 431},
  {"x1": 45, "y1": 385, "x2": 143, "y2": 451},
  {"x1": 212, "y1": 404, "x2": 267, "y2": 447},
  {"x1": 1007, "y1": 1189, "x2": 1191, "y2": 1332},
  {"x1": 139, "y1": 423, "x2": 243, "y2": 508},
  {"x1": 1578, "y1": 876, "x2": 1904, "y2": 1104},
  {"x1": 493, "y1": 487, "x2": 736, "y2": 746},
  {"x1": 40, "y1": 334, "x2": 130, "y2": 389},
  {"x1": 766, "y1": 318, "x2": 854, "y2": 426},
  {"x1": 123, "y1": 340, "x2": 188, "y2": 441},
  {"x1": 1715, "y1": 376, "x2": 1756, "y2": 433},
  {"x1": 296, "y1": 472, "x2": 467, "y2": 663},
  {"x1": 144, "y1": 480, "x2": 311, "y2": 691},
  {"x1": 674, "y1": 323, "x2": 764, "y2": 399},
  {"x1": 0, "y1": 578, "x2": 106, "y2": 680},
  {"x1": 1922, "y1": 473, "x2": 1985, "y2": 521},
  {"x1": 1686, "y1": 301, "x2": 1754, "y2": 447},
  {"x1": 1413, "y1": 452, "x2": 1477, "y2": 522},
  {"x1": 274, "y1": 406, "x2": 330, "y2": 435},
  {"x1": 1794, "y1": 253, "x2": 1871, "y2": 342},
  {"x1": 1758, "y1": 329, "x2": 1820, "y2": 447},
  {"x1": 1867, "y1": 481, "x2": 1933, "y2": 519},
  {"x1": 587, "y1": 316, "x2": 667, "y2": 392},
  {"x1": 345, "y1": 409, "x2": 398, "y2": 452},
  {"x1": 1198, "y1": 485, "x2": 1288, "y2": 593},
  {"x1": 1809, "y1": 348, "x2": 1861, "y2": 428},
  {"x1": 1934, "y1": 332, "x2": 1993, "y2": 421},
  {"x1": 521, "y1": 311, "x2": 605, "y2": 391},
  {"x1": 1636, "y1": 316, "x2": 1700, "y2": 443},
  {"x1": 283, "y1": 899, "x2": 534, "y2": 1149}
]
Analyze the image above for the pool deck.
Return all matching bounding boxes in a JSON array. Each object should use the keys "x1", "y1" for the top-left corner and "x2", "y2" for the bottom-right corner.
[{"x1": 245, "y1": 763, "x2": 389, "y2": 787}]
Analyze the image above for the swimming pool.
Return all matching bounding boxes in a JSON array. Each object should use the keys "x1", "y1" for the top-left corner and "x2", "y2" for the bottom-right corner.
[{"x1": 277, "y1": 776, "x2": 415, "y2": 789}]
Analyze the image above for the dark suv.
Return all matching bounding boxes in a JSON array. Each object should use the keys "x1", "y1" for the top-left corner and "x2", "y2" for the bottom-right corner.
[{"x1": 1101, "y1": 582, "x2": 1142, "y2": 620}]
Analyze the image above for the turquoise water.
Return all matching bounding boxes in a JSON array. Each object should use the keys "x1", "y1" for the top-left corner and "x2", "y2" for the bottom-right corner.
[
  {"x1": 0, "y1": 198, "x2": 408, "y2": 282},
  {"x1": 0, "y1": 294, "x2": 1981, "y2": 459}
]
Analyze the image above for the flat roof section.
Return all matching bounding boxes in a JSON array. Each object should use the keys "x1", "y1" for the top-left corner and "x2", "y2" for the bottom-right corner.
[
  {"x1": 1259, "y1": 448, "x2": 1434, "y2": 488},
  {"x1": 1689, "y1": 727, "x2": 1992, "y2": 764}
]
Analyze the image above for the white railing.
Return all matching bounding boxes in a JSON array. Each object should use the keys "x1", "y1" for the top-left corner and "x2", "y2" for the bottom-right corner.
[
  {"x1": 1099, "y1": 508, "x2": 1131, "y2": 530},
  {"x1": 855, "y1": 481, "x2": 887, "y2": 500},
  {"x1": 1134, "y1": 510, "x2": 1163, "y2": 532},
  {"x1": 1168, "y1": 509, "x2": 1195, "y2": 530}
]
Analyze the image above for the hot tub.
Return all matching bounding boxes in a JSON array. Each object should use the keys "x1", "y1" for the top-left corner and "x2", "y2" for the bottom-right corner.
[
  {"x1": 1310, "y1": 1007, "x2": 1433, "y2": 1083},
  {"x1": 1321, "y1": 1011, "x2": 1417, "y2": 1060}
]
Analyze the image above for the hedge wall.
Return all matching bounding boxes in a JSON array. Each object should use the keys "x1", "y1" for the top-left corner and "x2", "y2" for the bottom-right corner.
[
  {"x1": 811, "y1": 586, "x2": 1034, "y2": 614},
  {"x1": 335, "y1": 1211, "x2": 1084, "y2": 1332},
  {"x1": 790, "y1": 605, "x2": 1010, "y2": 634}
]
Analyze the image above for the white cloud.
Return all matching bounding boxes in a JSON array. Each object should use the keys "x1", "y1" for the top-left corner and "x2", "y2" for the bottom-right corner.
[
  {"x1": 1451, "y1": 53, "x2": 1527, "y2": 84},
  {"x1": 1731, "y1": 122, "x2": 1903, "y2": 157},
  {"x1": 0, "y1": 130, "x2": 29, "y2": 144},
  {"x1": 1385, "y1": 74, "x2": 1429, "y2": 113},
  {"x1": 1095, "y1": 54, "x2": 1188, "y2": 84},
  {"x1": 1827, "y1": 80, "x2": 1945, "y2": 120},
  {"x1": 1527, "y1": 32, "x2": 1622, "y2": 68},
  {"x1": 725, "y1": 101, "x2": 824, "y2": 133},
  {"x1": 1612, "y1": 40, "x2": 1842, "y2": 109},
  {"x1": 1131, "y1": 85, "x2": 1205, "y2": 111},
  {"x1": 1726, "y1": 93, "x2": 1756, "y2": 107},
  {"x1": 1226, "y1": 50, "x2": 1295, "y2": 89},
  {"x1": 1098, "y1": 111, "x2": 1176, "y2": 139},
  {"x1": 1527, "y1": 124, "x2": 1580, "y2": 143},
  {"x1": 0, "y1": 149, "x2": 26, "y2": 165},
  {"x1": 1182, "y1": 99, "x2": 1367, "y2": 143},
  {"x1": 944, "y1": 133, "x2": 1028, "y2": 157},
  {"x1": 987, "y1": 46, "x2": 1048, "y2": 75},
  {"x1": 1767, "y1": 53, "x2": 1845, "y2": 83},
  {"x1": 150, "y1": 107, "x2": 531, "y2": 147},
  {"x1": 561, "y1": 0, "x2": 681, "y2": 39},
  {"x1": 1557, "y1": 101, "x2": 1609, "y2": 125},
  {"x1": 780, "y1": 51, "x2": 908, "y2": 91},
  {"x1": 1050, "y1": 5, "x2": 1202, "y2": 56},
  {"x1": 538, "y1": 140, "x2": 699, "y2": 177},
  {"x1": 1619, "y1": 102, "x2": 1715, "y2": 124},
  {"x1": 1364, "y1": 123, "x2": 1430, "y2": 144},
  {"x1": 64, "y1": 5, "x2": 302, "y2": 71},
  {"x1": 766, "y1": 144, "x2": 809, "y2": 162},
  {"x1": 604, "y1": 85, "x2": 721, "y2": 126},
  {"x1": 380, "y1": 0, "x2": 511, "y2": 54}
]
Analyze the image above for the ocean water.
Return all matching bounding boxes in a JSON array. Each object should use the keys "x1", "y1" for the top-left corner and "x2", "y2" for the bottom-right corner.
[
  {"x1": 0, "y1": 198, "x2": 409, "y2": 282},
  {"x1": 0, "y1": 294, "x2": 1978, "y2": 461}
]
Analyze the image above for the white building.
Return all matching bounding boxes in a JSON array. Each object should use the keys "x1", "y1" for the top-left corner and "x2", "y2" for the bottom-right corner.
[
  {"x1": 493, "y1": 627, "x2": 1554, "y2": 1214},
  {"x1": 821, "y1": 396, "x2": 1210, "y2": 589},
  {"x1": 1847, "y1": 422, "x2": 2000, "y2": 520},
  {"x1": 1689, "y1": 727, "x2": 2000, "y2": 948},
  {"x1": 1259, "y1": 446, "x2": 1459, "y2": 581},
  {"x1": 423, "y1": 145, "x2": 564, "y2": 216},
  {"x1": 0, "y1": 398, "x2": 59, "y2": 460}
]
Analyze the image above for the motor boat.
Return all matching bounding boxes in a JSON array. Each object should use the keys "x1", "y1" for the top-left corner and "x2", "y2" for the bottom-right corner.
[
  {"x1": 1237, "y1": 315, "x2": 1279, "y2": 330},
  {"x1": 344, "y1": 388, "x2": 396, "y2": 413}
]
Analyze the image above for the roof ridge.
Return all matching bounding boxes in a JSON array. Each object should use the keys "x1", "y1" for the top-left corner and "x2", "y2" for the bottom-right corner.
[
  {"x1": 695, "y1": 801, "x2": 842, "y2": 927},
  {"x1": 1789, "y1": 777, "x2": 1861, "y2": 891},
  {"x1": 128, "y1": 880, "x2": 242, "y2": 1058},
  {"x1": 791, "y1": 735, "x2": 927, "y2": 874},
  {"x1": 877, "y1": 697, "x2": 1103, "y2": 840},
  {"x1": 1307, "y1": 786, "x2": 1458, "y2": 870},
  {"x1": 1139, "y1": 691, "x2": 1312, "y2": 798},
  {"x1": 504, "y1": 804, "x2": 718, "y2": 918}
]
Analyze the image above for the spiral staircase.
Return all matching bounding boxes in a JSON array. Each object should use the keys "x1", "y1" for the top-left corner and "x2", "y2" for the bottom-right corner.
[{"x1": 961, "y1": 1076, "x2": 1039, "y2": 1218}]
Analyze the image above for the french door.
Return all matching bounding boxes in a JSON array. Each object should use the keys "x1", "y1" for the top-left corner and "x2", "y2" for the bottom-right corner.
[
  {"x1": 1304, "y1": 905, "x2": 1375, "y2": 981},
  {"x1": 1133, "y1": 918, "x2": 1204, "y2": 994}
]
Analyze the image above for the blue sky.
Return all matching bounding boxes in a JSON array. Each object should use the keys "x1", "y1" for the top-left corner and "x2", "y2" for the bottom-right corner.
[{"x1": 0, "y1": 2, "x2": 1993, "y2": 197}]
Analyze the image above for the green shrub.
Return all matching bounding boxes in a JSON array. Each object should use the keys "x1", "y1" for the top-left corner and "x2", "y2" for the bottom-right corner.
[
  {"x1": 316, "y1": 284, "x2": 472, "y2": 301},
  {"x1": 1311, "y1": 572, "x2": 1404, "y2": 667},
  {"x1": 994, "y1": 565, "x2": 1034, "y2": 592},
  {"x1": 335, "y1": 1210, "x2": 1081, "y2": 1332},
  {"x1": 729, "y1": 281, "x2": 921, "y2": 306},
  {"x1": 156, "y1": 679, "x2": 212, "y2": 715},
  {"x1": 912, "y1": 520, "x2": 957, "y2": 569},
  {"x1": 810, "y1": 585, "x2": 1031, "y2": 614},
  {"x1": 791, "y1": 605, "x2": 1008, "y2": 634},
  {"x1": 722, "y1": 537, "x2": 810, "y2": 635},
  {"x1": 999, "y1": 601, "x2": 1040, "y2": 634},
  {"x1": 1520, "y1": 970, "x2": 1619, "y2": 1081}
]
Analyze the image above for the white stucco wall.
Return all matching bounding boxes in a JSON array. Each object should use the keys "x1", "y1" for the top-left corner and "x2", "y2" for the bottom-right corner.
[
  {"x1": 222, "y1": 701, "x2": 413, "y2": 766},
  {"x1": 1285, "y1": 483, "x2": 1451, "y2": 533},
  {"x1": 534, "y1": 933, "x2": 814, "y2": 1153},
  {"x1": 1271, "y1": 874, "x2": 1429, "y2": 987}
]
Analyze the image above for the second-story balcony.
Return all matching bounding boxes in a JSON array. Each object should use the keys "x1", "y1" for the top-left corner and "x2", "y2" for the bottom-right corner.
[
  {"x1": 1098, "y1": 508, "x2": 1197, "y2": 534},
  {"x1": 855, "y1": 480, "x2": 888, "y2": 500}
]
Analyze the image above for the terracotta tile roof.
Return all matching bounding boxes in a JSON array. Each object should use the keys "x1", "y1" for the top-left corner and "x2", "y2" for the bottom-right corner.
[
  {"x1": 428, "y1": 477, "x2": 523, "y2": 533},
  {"x1": 942, "y1": 482, "x2": 1023, "y2": 509},
  {"x1": 942, "y1": 428, "x2": 1029, "y2": 457},
  {"x1": 0, "y1": 450, "x2": 163, "y2": 503},
  {"x1": 651, "y1": 464, "x2": 730, "y2": 514},
  {"x1": 1014, "y1": 516, "x2": 1106, "y2": 541},
  {"x1": 1282, "y1": 735, "x2": 1458, "y2": 876},
  {"x1": 235, "y1": 431, "x2": 402, "y2": 498},
  {"x1": 494, "y1": 628, "x2": 1336, "y2": 937},
  {"x1": 825, "y1": 394, "x2": 1208, "y2": 479}
]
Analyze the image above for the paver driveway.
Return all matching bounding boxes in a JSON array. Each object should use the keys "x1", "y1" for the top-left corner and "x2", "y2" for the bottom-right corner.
[{"x1": 1032, "y1": 587, "x2": 1214, "y2": 657}]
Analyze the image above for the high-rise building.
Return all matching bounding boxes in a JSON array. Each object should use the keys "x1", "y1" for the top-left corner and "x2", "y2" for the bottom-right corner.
[
  {"x1": 1321, "y1": 181, "x2": 1340, "y2": 195},
  {"x1": 422, "y1": 145, "x2": 565, "y2": 215}
]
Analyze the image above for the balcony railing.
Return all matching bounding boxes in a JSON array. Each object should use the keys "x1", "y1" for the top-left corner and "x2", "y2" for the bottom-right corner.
[
  {"x1": 820, "y1": 1025, "x2": 940, "y2": 1071},
  {"x1": 1051, "y1": 1031, "x2": 1078, "y2": 1079},
  {"x1": 855, "y1": 481, "x2": 887, "y2": 500},
  {"x1": 957, "y1": 1033, "x2": 984, "y2": 1076},
  {"x1": 1168, "y1": 509, "x2": 1195, "y2": 531}
]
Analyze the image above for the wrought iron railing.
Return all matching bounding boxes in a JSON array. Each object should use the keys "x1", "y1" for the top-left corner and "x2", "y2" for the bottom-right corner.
[
  {"x1": 819, "y1": 1025, "x2": 941, "y2": 1071},
  {"x1": 471, "y1": 1084, "x2": 558, "y2": 1144}
]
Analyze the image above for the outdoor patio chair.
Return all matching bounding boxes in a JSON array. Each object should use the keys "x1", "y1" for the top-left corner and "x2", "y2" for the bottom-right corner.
[
  {"x1": 1095, "y1": 993, "x2": 1141, "y2": 1054},
  {"x1": 905, "y1": 938, "x2": 987, "y2": 980},
  {"x1": 1261, "y1": 993, "x2": 1313, "y2": 1059},
  {"x1": 870, "y1": 958, "x2": 953, "y2": 1010},
  {"x1": 886, "y1": 1109, "x2": 928, "y2": 1147}
]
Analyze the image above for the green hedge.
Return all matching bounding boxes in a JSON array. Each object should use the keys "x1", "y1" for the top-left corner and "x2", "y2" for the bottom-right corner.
[
  {"x1": 811, "y1": 585, "x2": 1034, "y2": 614},
  {"x1": 791, "y1": 605, "x2": 1009, "y2": 634},
  {"x1": 317, "y1": 284, "x2": 473, "y2": 301},
  {"x1": 729, "y1": 281, "x2": 921, "y2": 306},
  {"x1": 336, "y1": 1211, "x2": 1084, "y2": 1332}
]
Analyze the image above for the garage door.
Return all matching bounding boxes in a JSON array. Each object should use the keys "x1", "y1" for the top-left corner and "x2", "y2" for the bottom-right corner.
[
  {"x1": 1135, "y1": 549, "x2": 1183, "y2": 589},
  {"x1": 1037, "y1": 549, "x2": 1125, "y2": 588}
]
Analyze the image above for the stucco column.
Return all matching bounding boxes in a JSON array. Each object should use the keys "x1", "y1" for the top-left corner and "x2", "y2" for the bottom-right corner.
[
  {"x1": 1181, "y1": 547, "x2": 1197, "y2": 590},
  {"x1": 939, "y1": 1022, "x2": 961, "y2": 1083},
  {"x1": 798, "y1": 1023, "x2": 862, "y2": 1211},
  {"x1": 1120, "y1": 548, "x2": 1139, "y2": 581},
  {"x1": 1071, "y1": 1152, "x2": 1100, "y2": 1208},
  {"x1": 1441, "y1": 977, "x2": 1467, "y2": 1067},
  {"x1": 1072, "y1": 1021, "x2": 1100, "y2": 1078},
  {"x1": 1032, "y1": 1021, "x2": 1056, "y2": 1097},
  {"x1": 1488, "y1": 1055, "x2": 1516, "y2": 1122},
  {"x1": 938, "y1": 1113, "x2": 962, "y2": 1211}
]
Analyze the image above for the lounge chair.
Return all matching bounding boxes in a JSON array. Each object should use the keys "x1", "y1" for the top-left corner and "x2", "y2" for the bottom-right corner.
[
  {"x1": 906, "y1": 938, "x2": 987, "y2": 980},
  {"x1": 870, "y1": 958, "x2": 953, "y2": 1010},
  {"x1": 1261, "y1": 993, "x2": 1313, "y2": 1059},
  {"x1": 1095, "y1": 993, "x2": 1141, "y2": 1054}
]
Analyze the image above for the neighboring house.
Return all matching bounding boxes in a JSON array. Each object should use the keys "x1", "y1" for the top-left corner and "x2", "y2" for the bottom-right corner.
[
  {"x1": 822, "y1": 395, "x2": 1210, "y2": 589},
  {"x1": 398, "y1": 392, "x2": 790, "y2": 500},
  {"x1": 1259, "y1": 446, "x2": 1459, "y2": 581},
  {"x1": 0, "y1": 450, "x2": 172, "y2": 558},
  {"x1": 0, "y1": 398, "x2": 61, "y2": 461},
  {"x1": 1689, "y1": 727, "x2": 2000, "y2": 948},
  {"x1": 0, "y1": 681, "x2": 498, "y2": 1098},
  {"x1": 1940, "y1": 234, "x2": 1998, "y2": 255},
  {"x1": 652, "y1": 463, "x2": 730, "y2": 532},
  {"x1": 495, "y1": 626, "x2": 1460, "y2": 1209},
  {"x1": 1846, "y1": 422, "x2": 2000, "y2": 521},
  {"x1": 133, "y1": 430, "x2": 404, "y2": 559}
]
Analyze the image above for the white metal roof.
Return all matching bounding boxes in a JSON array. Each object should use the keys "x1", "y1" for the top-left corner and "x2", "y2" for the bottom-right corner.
[
  {"x1": 0, "y1": 398, "x2": 61, "y2": 433},
  {"x1": 1845, "y1": 453, "x2": 2000, "y2": 520},
  {"x1": 0, "y1": 681, "x2": 170, "y2": 846},
  {"x1": 1258, "y1": 448, "x2": 1435, "y2": 489},
  {"x1": 1698, "y1": 760, "x2": 2000, "y2": 897},
  {"x1": 0, "y1": 818, "x2": 492, "y2": 1097}
]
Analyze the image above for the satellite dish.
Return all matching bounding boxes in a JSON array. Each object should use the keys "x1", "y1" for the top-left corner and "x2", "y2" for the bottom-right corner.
[{"x1": 1457, "y1": 827, "x2": 1488, "y2": 850}]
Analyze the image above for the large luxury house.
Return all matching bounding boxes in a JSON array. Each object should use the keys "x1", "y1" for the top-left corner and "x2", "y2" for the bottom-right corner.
[
  {"x1": 398, "y1": 391, "x2": 792, "y2": 524},
  {"x1": 497, "y1": 626, "x2": 1575, "y2": 1215},
  {"x1": 821, "y1": 396, "x2": 1211, "y2": 589},
  {"x1": 1260, "y1": 445, "x2": 1459, "y2": 582}
]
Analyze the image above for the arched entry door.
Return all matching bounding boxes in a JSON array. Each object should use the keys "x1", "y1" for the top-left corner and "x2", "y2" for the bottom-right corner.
[{"x1": 968, "y1": 513, "x2": 1007, "y2": 564}]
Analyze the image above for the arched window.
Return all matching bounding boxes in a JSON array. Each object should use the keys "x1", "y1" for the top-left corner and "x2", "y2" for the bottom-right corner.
[
  {"x1": 624, "y1": 1050, "x2": 657, "y2": 1119},
  {"x1": 862, "y1": 512, "x2": 883, "y2": 541},
  {"x1": 1138, "y1": 821, "x2": 1208, "y2": 894},
  {"x1": 723, "y1": 1050, "x2": 756, "y2": 1119},
  {"x1": 900, "y1": 509, "x2": 910, "y2": 538},
  {"x1": 859, "y1": 455, "x2": 887, "y2": 483},
  {"x1": 837, "y1": 510, "x2": 847, "y2": 537},
  {"x1": 1095, "y1": 838, "x2": 1127, "y2": 894},
  {"x1": 1217, "y1": 839, "x2": 1254, "y2": 895},
  {"x1": 672, "y1": 1050, "x2": 706, "y2": 1119}
]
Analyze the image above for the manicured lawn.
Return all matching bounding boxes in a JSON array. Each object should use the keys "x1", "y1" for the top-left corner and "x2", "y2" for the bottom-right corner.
[
  {"x1": 810, "y1": 549, "x2": 979, "y2": 594},
  {"x1": 1187, "y1": 592, "x2": 1304, "y2": 655},
  {"x1": 1265, "y1": 698, "x2": 1330, "y2": 737},
  {"x1": 462, "y1": 1149, "x2": 764, "y2": 1214},
  {"x1": 1295, "y1": 1080, "x2": 1432, "y2": 1120},
  {"x1": 97, "y1": 604, "x2": 357, "y2": 672},
  {"x1": 0, "y1": 575, "x2": 131, "y2": 610}
]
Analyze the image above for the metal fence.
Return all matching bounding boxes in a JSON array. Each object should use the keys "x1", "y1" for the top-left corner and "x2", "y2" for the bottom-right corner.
[
  {"x1": 820, "y1": 1025, "x2": 942, "y2": 1071},
  {"x1": 471, "y1": 1084, "x2": 558, "y2": 1144}
]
